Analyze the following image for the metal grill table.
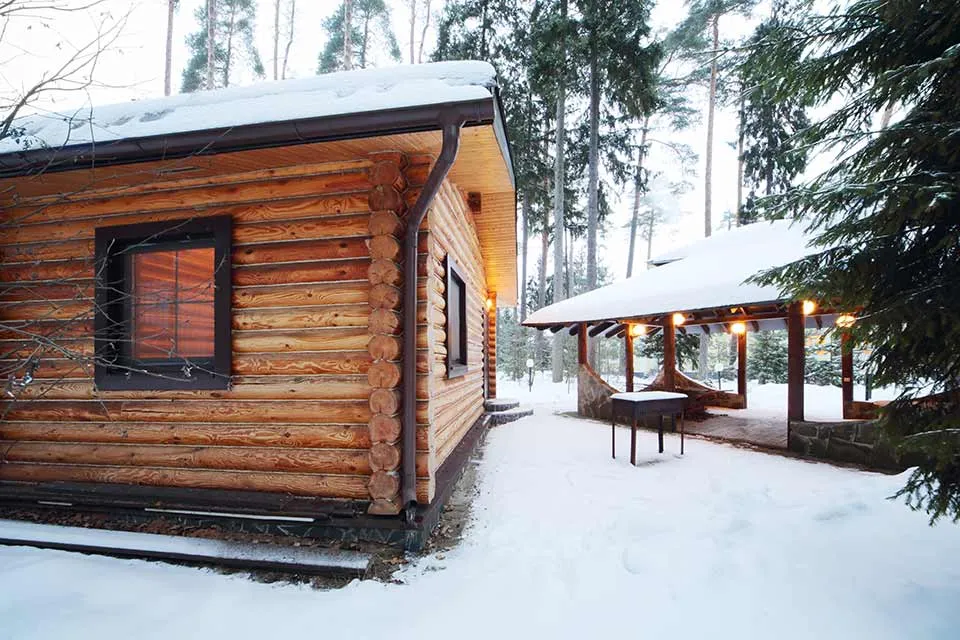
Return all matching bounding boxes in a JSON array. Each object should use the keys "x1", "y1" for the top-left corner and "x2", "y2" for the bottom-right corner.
[{"x1": 610, "y1": 391, "x2": 688, "y2": 465}]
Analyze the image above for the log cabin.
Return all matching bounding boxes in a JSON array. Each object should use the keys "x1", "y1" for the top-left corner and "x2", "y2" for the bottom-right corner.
[{"x1": 0, "y1": 62, "x2": 516, "y2": 549}]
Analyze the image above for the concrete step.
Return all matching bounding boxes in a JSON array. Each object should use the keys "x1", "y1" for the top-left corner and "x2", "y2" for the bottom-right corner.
[
  {"x1": 0, "y1": 519, "x2": 371, "y2": 577},
  {"x1": 488, "y1": 407, "x2": 534, "y2": 426},
  {"x1": 484, "y1": 398, "x2": 520, "y2": 412}
]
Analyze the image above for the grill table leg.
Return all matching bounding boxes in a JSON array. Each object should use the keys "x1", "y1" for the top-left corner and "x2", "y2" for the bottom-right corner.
[
  {"x1": 680, "y1": 410, "x2": 685, "y2": 455},
  {"x1": 658, "y1": 415, "x2": 664, "y2": 454},
  {"x1": 611, "y1": 413, "x2": 616, "y2": 459},
  {"x1": 630, "y1": 414, "x2": 637, "y2": 466}
]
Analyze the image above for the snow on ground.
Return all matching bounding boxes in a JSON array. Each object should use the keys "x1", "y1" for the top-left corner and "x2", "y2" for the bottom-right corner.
[{"x1": 2, "y1": 385, "x2": 960, "y2": 640}]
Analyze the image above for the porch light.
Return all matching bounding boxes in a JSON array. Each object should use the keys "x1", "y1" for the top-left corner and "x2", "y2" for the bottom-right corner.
[
  {"x1": 628, "y1": 324, "x2": 647, "y2": 338},
  {"x1": 802, "y1": 300, "x2": 817, "y2": 315},
  {"x1": 730, "y1": 321, "x2": 747, "y2": 335},
  {"x1": 485, "y1": 297, "x2": 494, "y2": 310},
  {"x1": 672, "y1": 312, "x2": 686, "y2": 326},
  {"x1": 836, "y1": 314, "x2": 856, "y2": 329}
]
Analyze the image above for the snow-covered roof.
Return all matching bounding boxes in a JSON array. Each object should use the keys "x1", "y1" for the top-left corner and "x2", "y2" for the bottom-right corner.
[
  {"x1": 524, "y1": 220, "x2": 822, "y2": 327},
  {"x1": 0, "y1": 61, "x2": 498, "y2": 155}
]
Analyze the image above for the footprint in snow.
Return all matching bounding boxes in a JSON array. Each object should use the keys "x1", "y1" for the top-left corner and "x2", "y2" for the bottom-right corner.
[{"x1": 812, "y1": 501, "x2": 869, "y2": 522}]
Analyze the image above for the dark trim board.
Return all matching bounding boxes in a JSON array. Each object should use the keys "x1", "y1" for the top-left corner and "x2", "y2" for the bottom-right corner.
[
  {"x1": 0, "y1": 519, "x2": 371, "y2": 577},
  {"x1": 0, "y1": 415, "x2": 492, "y2": 553}
]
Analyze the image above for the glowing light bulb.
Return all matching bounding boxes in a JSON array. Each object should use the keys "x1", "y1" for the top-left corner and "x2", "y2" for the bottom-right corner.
[
  {"x1": 835, "y1": 314, "x2": 856, "y2": 329},
  {"x1": 629, "y1": 324, "x2": 646, "y2": 338},
  {"x1": 672, "y1": 313, "x2": 686, "y2": 326},
  {"x1": 802, "y1": 300, "x2": 817, "y2": 315},
  {"x1": 730, "y1": 321, "x2": 747, "y2": 335}
]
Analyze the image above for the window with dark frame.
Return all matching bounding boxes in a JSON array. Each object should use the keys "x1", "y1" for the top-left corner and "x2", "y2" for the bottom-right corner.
[
  {"x1": 445, "y1": 255, "x2": 469, "y2": 378},
  {"x1": 94, "y1": 216, "x2": 232, "y2": 390}
]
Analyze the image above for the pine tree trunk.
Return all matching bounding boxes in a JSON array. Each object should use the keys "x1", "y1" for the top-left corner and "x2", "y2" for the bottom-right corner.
[
  {"x1": 704, "y1": 14, "x2": 718, "y2": 238},
  {"x1": 585, "y1": 40, "x2": 600, "y2": 367},
  {"x1": 165, "y1": 0, "x2": 176, "y2": 96},
  {"x1": 282, "y1": 0, "x2": 296, "y2": 79},
  {"x1": 700, "y1": 13, "x2": 720, "y2": 380},
  {"x1": 343, "y1": 0, "x2": 354, "y2": 70},
  {"x1": 736, "y1": 93, "x2": 744, "y2": 225},
  {"x1": 409, "y1": 0, "x2": 416, "y2": 64},
  {"x1": 550, "y1": 0, "x2": 568, "y2": 384},
  {"x1": 360, "y1": 14, "x2": 370, "y2": 68},
  {"x1": 206, "y1": 0, "x2": 216, "y2": 90},
  {"x1": 273, "y1": 0, "x2": 280, "y2": 80},
  {"x1": 417, "y1": 0, "x2": 431, "y2": 63},
  {"x1": 626, "y1": 121, "x2": 649, "y2": 277},
  {"x1": 520, "y1": 196, "x2": 530, "y2": 323},
  {"x1": 223, "y1": 3, "x2": 236, "y2": 88},
  {"x1": 646, "y1": 212, "x2": 655, "y2": 264}
]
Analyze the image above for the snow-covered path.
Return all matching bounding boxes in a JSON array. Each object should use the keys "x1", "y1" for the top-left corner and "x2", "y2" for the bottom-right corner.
[{"x1": 2, "y1": 403, "x2": 959, "y2": 639}]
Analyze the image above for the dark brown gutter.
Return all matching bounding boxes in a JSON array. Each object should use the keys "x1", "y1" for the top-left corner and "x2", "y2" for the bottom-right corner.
[
  {"x1": 401, "y1": 113, "x2": 466, "y2": 519},
  {"x1": 0, "y1": 99, "x2": 499, "y2": 179}
]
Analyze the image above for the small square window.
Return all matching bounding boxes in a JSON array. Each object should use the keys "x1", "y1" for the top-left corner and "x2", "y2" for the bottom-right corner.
[
  {"x1": 94, "y1": 216, "x2": 232, "y2": 390},
  {"x1": 445, "y1": 255, "x2": 468, "y2": 378}
]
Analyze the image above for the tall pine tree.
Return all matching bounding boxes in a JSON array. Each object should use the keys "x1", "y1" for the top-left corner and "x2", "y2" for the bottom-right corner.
[
  {"x1": 317, "y1": 0, "x2": 400, "y2": 73},
  {"x1": 736, "y1": 14, "x2": 810, "y2": 224},
  {"x1": 753, "y1": 0, "x2": 960, "y2": 521},
  {"x1": 182, "y1": 0, "x2": 264, "y2": 92}
]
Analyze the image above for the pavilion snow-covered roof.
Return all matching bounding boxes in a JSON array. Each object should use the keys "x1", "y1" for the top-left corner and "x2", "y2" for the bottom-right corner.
[
  {"x1": 524, "y1": 220, "x2": 824, "y2": 328},
  {"x1": 0, "y1": 61, "x2": 498, "y2": 155}
]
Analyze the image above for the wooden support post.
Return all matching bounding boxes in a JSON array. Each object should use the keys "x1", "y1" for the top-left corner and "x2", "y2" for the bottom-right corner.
[
  {"x1": 737, "y1": 330, "x2": 747, "y2": 408},
  {"x1": 841, "y1": 331, "x2": 854, "y2": 419},
  {"x1": 787, "y1": 302, "x2": 805, "y2": 422},
  {"x1": 577, "y1": 322, "x2": 588, "y2": 365},
  {"x1": 486, "y1": 292, "x2": 497, "y2": 400},
  {"x1": 663, "y1": 314, "x2": 677, "y2": 391},
  {"x1": 625, "y1": 332, "x2": 635, "y2": 393}
]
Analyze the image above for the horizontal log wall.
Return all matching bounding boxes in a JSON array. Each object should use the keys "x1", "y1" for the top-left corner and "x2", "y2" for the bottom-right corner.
[
  {"x1": 419, "y1": 178, "x2": 488, "y2": 497},
  {"x1": 0, "y1": 157, "x2": 436, "y2": 505}
]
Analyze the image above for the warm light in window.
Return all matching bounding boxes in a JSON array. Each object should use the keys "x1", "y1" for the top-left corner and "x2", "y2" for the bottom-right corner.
[
  {"x1": 836, "y1": 314, "x2": 856, "y2": 329},
  {"x1": 672, "y1": 313, "x2": 686, "y2": 326},
  {"x1": 802, "y1": 300, "x2": 817, "y2": 315},
  {"x1": 730, "y1": 321, "x2": 747, "y2": 335},
  {"x1": 628, "y1": 324, "x2": 647, "y2": 338}
]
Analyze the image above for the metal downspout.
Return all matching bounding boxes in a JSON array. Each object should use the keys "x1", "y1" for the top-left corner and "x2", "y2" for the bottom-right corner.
[{"x1": 402, "y1": 115, "x2": 465, "y2": 520}]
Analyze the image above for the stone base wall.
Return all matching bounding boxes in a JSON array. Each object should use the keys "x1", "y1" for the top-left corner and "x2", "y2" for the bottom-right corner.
[
  {"x1": 578, "y1": 364, "x2": 618, "y2": 421},
  {"x1": 789, "y1": 420, "x2": 900, "y2": 470}
]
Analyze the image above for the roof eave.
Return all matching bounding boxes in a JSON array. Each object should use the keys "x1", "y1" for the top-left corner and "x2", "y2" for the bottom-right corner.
[{"x1": 0, "y1": 96, "x2": 504, "y2": 179}]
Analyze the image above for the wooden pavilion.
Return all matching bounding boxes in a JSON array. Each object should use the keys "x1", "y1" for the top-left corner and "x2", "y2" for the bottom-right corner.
[{"x1": 523, "y1": 221, "x2": 879, "y2": 432}]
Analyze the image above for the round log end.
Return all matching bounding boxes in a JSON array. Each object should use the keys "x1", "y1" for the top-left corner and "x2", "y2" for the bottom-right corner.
[
  {"x1": 367, "y1": 360, "x2": 401, "y2": 388},
  {"x1": 368, "y1": 259, "x2": 402, "y2": 287},
  {"x1": 368, "y1": 211, "x2": 403, "y2": 237},
  {"x1": 369, "y1": 308, "x2": 401, "y2": 336},
  {"x1": 369, "y1": 414, "x2": 402, "y2": 444},
  {"x1": 369, "y1": 442, "x2": 401, "y2": 472},
  {"x1": 369, "y1": 283, "x2": 402, "y2": 310},
  {"x1": 369, "y1": 388, "x2": 401, "y2": 415},
  {"x1": 367, "y1": 185, "x2": 404, "y2": 213},
  {"x1": 369, "y1": 235, "x2": 401, "y2": 261},
  {"x1": 367, "y1": 495, "x2": 402, "y2": 516},
  {"x1": 368, "y1": 334, "x2": 401, "y2": 361},
  {"x1": 368, "y1": 470, "x2": 400, "y2": 500}
]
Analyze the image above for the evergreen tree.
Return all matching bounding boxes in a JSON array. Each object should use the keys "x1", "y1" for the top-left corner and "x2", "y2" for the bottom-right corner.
[
  {"x1": 182, "y1": 0, "x2": 264, "y2": 92},
  {"x1": 747, "y1": 330, "x2": 787, "y2": 384},
  {"x1": 751, "y1": 0, "x2": 960, "y2": 521},
  {"x1": 736, "y1": 13, "x2": 810, "y2": 224},
  {"x1": 318, "y1": 0, "x2": 400, "y2": 73},
  {"x1": 574, "y1": 0, "x2": 661, "y2": 309}
]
